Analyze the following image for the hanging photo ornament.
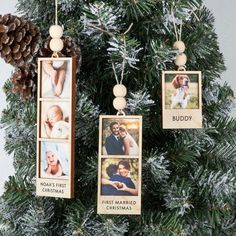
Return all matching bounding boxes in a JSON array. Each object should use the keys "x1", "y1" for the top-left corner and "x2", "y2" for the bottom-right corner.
[
  {"x1": 162, "y1": 14, "x2": 202, "y2": 129},
  {"x1": 97, "y1": 33, "x2": 142, "y2": 215},
  {"x1": 36, "y1": 0, "x2": 76, "y2": 198}
]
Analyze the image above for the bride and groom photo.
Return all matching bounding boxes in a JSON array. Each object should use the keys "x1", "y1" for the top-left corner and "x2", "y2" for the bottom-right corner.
[{"x1": 102, "y1": 118, "x2": 140, "y2": 156}]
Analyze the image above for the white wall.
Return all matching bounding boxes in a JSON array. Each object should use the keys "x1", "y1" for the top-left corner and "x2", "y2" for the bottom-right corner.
[
  {"x1": 0, "y1": 1, "x2": 235, "y2": 195},
  {"x1": 0, "y1": 1, "x2": 17, "y2": 195},
  {"x1": 205, "y1": 0, "x2": 236, "y2": 116}
]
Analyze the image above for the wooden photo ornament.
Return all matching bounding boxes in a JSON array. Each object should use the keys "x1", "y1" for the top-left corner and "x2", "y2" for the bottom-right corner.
[
  {"x1": 97, "y1": 115, "x2": 142, "y2": 215},
  {"x1": 162, "y1": 71, "x2": 202, "y2": 129},
  {"x1": 36, "y1": 57, "x2": 76, "y2": 198}
]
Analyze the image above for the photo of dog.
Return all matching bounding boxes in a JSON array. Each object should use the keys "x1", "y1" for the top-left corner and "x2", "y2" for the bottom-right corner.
[
  {"x1": 171, "y1": 75, "x2": 190, "y2": 109},
  {"x1": 164, "y1": 73, "x2": 199, "y2": 109}
]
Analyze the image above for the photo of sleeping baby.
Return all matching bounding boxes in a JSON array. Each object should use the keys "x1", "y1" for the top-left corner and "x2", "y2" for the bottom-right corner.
[
  {"x1": 41, "y1": 101, "x2": 70, "y2": 139},
  {"x1": 101, "y1": 158, "x2": 139, "y2": 196},
  {"x1": 40, "y1": 141, "x2": 69, "y2": 179},
  {"x1": 41, "y1": 59, "x2": 70, "y2": 98},
  {"x1": 101, "y1": 117, "x2": 140, "y2": 156},
  {"x1": 165, "y1": 73, "x2": 199, "y2": 109}
]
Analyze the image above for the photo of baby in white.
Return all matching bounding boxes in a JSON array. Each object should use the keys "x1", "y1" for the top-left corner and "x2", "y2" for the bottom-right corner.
[
  {"x1": 41, "y1": 102, "x2": 69, "y2": 139},
  {"x1": 41, "y1": 142, "x2": 69, "y2": 179},
  {"x1": 41, "y1": 60, "x2": 70, "y2": 98}
]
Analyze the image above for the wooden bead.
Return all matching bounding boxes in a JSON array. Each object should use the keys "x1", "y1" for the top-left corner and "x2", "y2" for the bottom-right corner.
[
  {"x1": 173, "y1": 40, "x2": 185, "y2": 53},
  {"x1": 113, "y1": 97, "x2": 126, "y2": 110},
  {"x1": 49, "y1": 38, "x2": 63, "y2": 52},
  {"x1": 49, "y1": 25, "x2": 63, "y2": 38},
  {"x1": 113, "y1": 84, "x2": 127, "y2": 97},
  {"x1": 175, "y1": 53, "x2": 187, "y2": 67}
]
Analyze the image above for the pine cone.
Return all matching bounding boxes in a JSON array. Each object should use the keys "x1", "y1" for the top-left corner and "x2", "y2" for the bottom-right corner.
[
  {"x1": 0, "y1": 14, "x2": 41, "y2": 67},
  {"x1": 11, "y1": 64, "x2": 36, "y2": 100},
  {"x1": 39, "y1": 36, "x2": 81, "y2": 73}
]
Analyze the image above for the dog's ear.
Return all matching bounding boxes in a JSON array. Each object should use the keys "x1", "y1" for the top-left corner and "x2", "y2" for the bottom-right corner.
[{"x1": 172, "y1": 75, "x2": 180, "y2": 89}]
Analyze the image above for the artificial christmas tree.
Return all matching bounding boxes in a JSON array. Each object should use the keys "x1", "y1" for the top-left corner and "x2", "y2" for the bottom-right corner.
[{"x1": 0, "y1": 0, "x2": 236, "y2": 235}]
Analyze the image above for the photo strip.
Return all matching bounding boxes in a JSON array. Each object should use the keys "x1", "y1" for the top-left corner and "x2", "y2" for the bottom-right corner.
[
  {"x1": 162, "y1": 71, "x2": 202, "y2": 129},
  {"x1": 98, "y1": 115, "x2": 142, "y2": 215},
  {"x1": 36, "y1": 57, "x2": 76, "y2": 198}
]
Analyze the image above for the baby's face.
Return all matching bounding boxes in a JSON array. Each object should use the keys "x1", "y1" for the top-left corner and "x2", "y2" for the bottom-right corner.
[
  {"x1": 47, "y1": 107, "x2": 63, "y2": 126},
  {"x1": 47, "y1": 151, "x2": 58, "y2": 166}
]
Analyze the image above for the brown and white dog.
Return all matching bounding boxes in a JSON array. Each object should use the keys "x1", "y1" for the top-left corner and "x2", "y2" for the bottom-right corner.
[{"x1": 171, "y1": 74, "x2": 190, "y2": 109}]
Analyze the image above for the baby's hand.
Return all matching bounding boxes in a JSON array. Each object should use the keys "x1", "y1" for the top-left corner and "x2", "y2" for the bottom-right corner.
[{"x1": 44, "y1": 120, "x2": 52, "y2": 128}]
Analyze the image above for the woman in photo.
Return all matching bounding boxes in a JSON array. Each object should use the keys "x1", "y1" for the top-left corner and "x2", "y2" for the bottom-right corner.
[
  {"x1": 101, "y1": 160, "x2": 138, "y2": 196},
  {"x1": 119, "y1": 125, "x2": 139, "y2": 155}
]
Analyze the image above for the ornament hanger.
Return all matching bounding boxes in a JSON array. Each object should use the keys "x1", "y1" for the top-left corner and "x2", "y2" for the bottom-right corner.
[
  {"x1": 111, "y1": 24, "x2": 133, "y2": 116},
  {"x1": 171, "y1": 7, "x2": 186, "y2": 71},
  {"x1": 49, "y1": 0, "x2": 64, "y2": 57},
  {"x1": 55, "y1": 0, "x2": 58, "y2": 25}
]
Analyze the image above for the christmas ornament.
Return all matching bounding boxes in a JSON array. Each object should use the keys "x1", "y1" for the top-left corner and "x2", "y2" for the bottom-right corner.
[
  {"x1": 162, "y1": 13, "x2": 202, "y2": 129},
  {"x1": 36, "y1": 0, "x2": 76, "y2": 198},
  {"x1": 97, "y1": 33, "x2": 142, "y2": 215}
]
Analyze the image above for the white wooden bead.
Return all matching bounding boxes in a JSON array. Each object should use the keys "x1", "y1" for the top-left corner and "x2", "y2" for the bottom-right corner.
[
  {"x1": 175, "y1": 53, "x2": 187, "y2": 67},
  {"x1": 49, "y1": 25, "x2": 63, "y2": 38},
  {"x1": 113, "y1": 84, "x2": 127, "y2": 97},
  {"x1": 49, "y1": 38, "x2": 64, "y2": 52},
  {"x1": 113, "y1": 97, "x2": 126, "y2": 110},
  {"x1": 173, "y1": 41, "x2": 185, "y2": 53}
]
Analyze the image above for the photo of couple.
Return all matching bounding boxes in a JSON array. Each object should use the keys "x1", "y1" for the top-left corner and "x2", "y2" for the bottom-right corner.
[
  {"x1": 164, "y1": 73, "x2": 199, "y2": 110},
  {"x1": 41, "y1": 59, "x2": 70, "y2": 98},
  {"x1": 41, "y1": 101, "x2": 70, "y2": 139},
  {"x1": 101, "y1": 118, "x2": 140, "y2": 156},
  {"x1": 101, "y1": 158, "x2": 138, "y2": 196},
  {"x1": 40, "y1": 141, "x2": 69, "y2": 179}
]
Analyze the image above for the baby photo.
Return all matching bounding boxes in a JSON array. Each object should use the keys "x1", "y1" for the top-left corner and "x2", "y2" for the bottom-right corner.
[
  {"x1": 40, "y1": 141, "x2": 69, "y2": 179},
  {"x1": 41, "y1": 59, "x2": 71, "y2": 98},
  {"x1": 41, "y1": 101, "x2": 70, "y2": 139},
  {"x1": 101, "y1": 116, "x2": 141, "y2": 156},
  {"x1": 164, "y1": 73, "x2": 199, "y2": 109},
  {"x1": 101, "y1": 158, "x2": 139, "y2": 196}
]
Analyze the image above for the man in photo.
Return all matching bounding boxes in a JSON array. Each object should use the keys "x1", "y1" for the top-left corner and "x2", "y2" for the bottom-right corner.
[{"x1": 105, "y1": 121, "x2": 124, "y2": 155}]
